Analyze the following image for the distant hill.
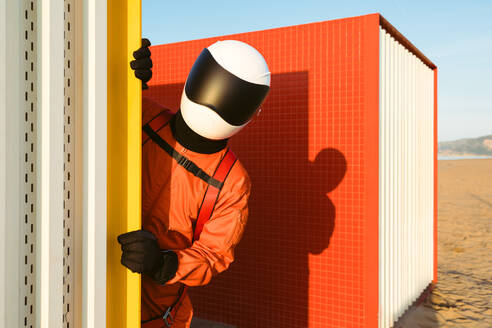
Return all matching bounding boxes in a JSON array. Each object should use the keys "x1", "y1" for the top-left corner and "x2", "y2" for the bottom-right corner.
[{"x1": 439, "y1": 135, "x2": 492, "y2": 157}]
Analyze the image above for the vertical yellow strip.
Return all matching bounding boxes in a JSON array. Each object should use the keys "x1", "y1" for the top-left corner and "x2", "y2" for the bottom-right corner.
[{"x1": 107, "y1": 0, "x2": 141, "y2": 327}]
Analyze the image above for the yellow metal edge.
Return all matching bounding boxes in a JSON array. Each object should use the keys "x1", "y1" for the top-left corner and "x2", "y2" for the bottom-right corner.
[
  {"x1": 126, "y1": 0, "x2": 142, "y2": 325},
  {"x1": 107, "y1": 0, "x2": 141, "y2": 327}
]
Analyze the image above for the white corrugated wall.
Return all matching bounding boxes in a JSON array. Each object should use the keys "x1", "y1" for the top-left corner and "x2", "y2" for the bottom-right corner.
[
  {"x1": 0, "y1": 1, "x2": 40, "y2": 326},
  {"x1": 378, "y1": 26, "x2": 435, "y2": 328},
  {"x1": 1, "y1": 1, "x2": 107, "y2": 327},
  {"x1": 1, "y1": 1, "x2": 24, "y2": 326}
]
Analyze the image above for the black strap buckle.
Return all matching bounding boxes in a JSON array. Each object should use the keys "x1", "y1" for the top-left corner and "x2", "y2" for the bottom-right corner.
[
  {"x1": 177, "y1": 155, "x2": 193, "y2": 170},
  {"x1": 162, "y1": 306, "x2": 174, "y2": 327}
]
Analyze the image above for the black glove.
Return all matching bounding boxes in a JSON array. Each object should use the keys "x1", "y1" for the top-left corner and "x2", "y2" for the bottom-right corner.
[
  {"x1": 117, "y1": 229, "x2": 178, "y2": 285},
  {"x1": 130, "y1": 38, "x2": 153, "y2": 90}
]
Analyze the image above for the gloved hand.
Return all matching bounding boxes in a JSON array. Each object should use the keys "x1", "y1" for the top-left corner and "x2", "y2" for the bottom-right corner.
[
  {"x1": 117, "y1": 229, "x2": 178, "y2": 285},
  {"x1": 130, "y1": 38, "x2": 153, "y2": 90}
]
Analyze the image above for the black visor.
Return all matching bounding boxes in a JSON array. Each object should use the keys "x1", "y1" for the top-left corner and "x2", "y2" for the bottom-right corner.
[{"x1": 185, "y1": 48, "x2": 270, "y2": 126}]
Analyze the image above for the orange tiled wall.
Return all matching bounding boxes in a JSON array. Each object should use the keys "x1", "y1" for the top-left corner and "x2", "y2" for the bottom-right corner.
[{"x1": 145, "y1": 14, "x2": 380, "y2": 328}]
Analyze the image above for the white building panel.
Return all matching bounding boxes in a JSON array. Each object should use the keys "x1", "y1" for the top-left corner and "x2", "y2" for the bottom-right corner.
[
  {"x1": 0, "y1": 1, "x2": 25, "y2": 327},
  {"x1": 379, "y1": 26, "x2": 435, "y2": 328},
  {"x1": 63, "y1": 1, "x2": 82, "y2": 327},
  {"x1": 1, "y1": 1, "x2": 42, "y2": 327},
  {"x1": 23, "y1": 1, "x2": 39, "y2": 326},
  {"x1": 81, "y1": 0, "x2": 107, "y2": 327},
  {"x1": 36, "y1": 1, "x2": 65, "y2": 327}
]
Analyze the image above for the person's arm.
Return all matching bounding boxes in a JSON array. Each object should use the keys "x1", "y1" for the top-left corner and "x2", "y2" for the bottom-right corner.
[
  {"x1": 117, "y1": 164, "x2": 251, "y2": 286},
  {"x1": 166, "y1": 165, "x2": 251, "y2": 286}
]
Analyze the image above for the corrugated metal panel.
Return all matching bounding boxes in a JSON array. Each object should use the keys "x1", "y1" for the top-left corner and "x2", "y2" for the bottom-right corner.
[
  {"x1": 82, "y1": 0, "x2": 107, "y2": 326},
  {"x1": 0, "y1": 1, "x2": 6, "y2": 322},
  {"x1": 22, "y1": 1, "x2": 38, "y2": 326},
  {"x1": 63, "y1": 0, "x2": 76, "y2": 326},
  {"x1": 1, "y1": 1, "x2": 30, "y2": 327},
  {"x1": 378, "y1": 26, "x2": 434, "y2": 328},
  {"x1": 4, "y1": 2, "x2": 107, "y2": 327},
  {"x1": 36, "y1": 1, "x2": 65, "y2": 327}
]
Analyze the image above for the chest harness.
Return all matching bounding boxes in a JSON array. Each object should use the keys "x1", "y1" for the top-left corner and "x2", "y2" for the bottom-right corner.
[{"x1": 141, "y1": 110, "x2": 237, "y2": 328}]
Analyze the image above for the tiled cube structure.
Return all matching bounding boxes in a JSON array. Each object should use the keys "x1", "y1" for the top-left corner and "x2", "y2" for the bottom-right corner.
[{"x1": 145, "y1": 13, "x2": 437, "y2": 328}]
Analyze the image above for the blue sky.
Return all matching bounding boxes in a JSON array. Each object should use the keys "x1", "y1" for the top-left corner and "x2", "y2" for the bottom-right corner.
[{"x1": 143, "y1": 0, "x2": 492, "y2": 142}]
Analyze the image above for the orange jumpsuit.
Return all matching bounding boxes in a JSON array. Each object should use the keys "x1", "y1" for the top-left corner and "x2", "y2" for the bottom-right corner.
[{"x1": 141, "y1": 97, "x2": 251, "y2": 327}]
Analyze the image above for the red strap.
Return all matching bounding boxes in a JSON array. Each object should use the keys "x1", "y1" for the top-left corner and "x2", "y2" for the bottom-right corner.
[
  {"x1": 194, "y1": 149, "x2": 237, "y2": 241},
  {"x1": 174, "y1": 150, "x2": 236, "y2": 322},
  {"x1": 142, "y1": 111, "x2": 174, "y2": 145}
]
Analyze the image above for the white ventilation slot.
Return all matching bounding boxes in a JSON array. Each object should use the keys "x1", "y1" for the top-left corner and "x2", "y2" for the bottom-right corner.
[
  {"x1": 63, "y1": 0, "x2": 75, "y2": 326},
  {"x1": 378, "y1": 26, "x2": 434, "y2": 328},
  {"x1": 21, "y1": 1, "x2": 37, "y2": 327}
]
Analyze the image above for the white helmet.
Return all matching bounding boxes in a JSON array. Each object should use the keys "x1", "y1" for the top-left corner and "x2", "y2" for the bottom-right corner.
[{"x1": 180, "y1": 40, "x2": 271, "y2": 140}]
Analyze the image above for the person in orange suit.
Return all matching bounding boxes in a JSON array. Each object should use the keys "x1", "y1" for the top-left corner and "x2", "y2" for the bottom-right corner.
[{"x1": 117, "y1": 39, "x2": 271, "y2": 327}]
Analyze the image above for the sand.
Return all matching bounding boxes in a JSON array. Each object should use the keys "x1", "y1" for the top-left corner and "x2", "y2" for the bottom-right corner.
[{"x1": 396, "y1": 159, "x2": 492, "y2": 328}]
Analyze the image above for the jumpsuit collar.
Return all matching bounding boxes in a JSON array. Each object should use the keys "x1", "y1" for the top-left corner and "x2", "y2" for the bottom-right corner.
[{"x1": 170, "y1": 109, "x2": 229, "y2": 155}]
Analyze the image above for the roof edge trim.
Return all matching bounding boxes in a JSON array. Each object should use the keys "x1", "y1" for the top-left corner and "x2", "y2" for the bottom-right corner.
[{"x1": 379, "y1": 14, "x2": 437, "y2": 70}]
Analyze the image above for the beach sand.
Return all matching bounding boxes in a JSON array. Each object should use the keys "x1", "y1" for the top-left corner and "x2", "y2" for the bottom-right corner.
[{"x1": 395, "y1": 159, "x2": 492, "y2": 327}]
